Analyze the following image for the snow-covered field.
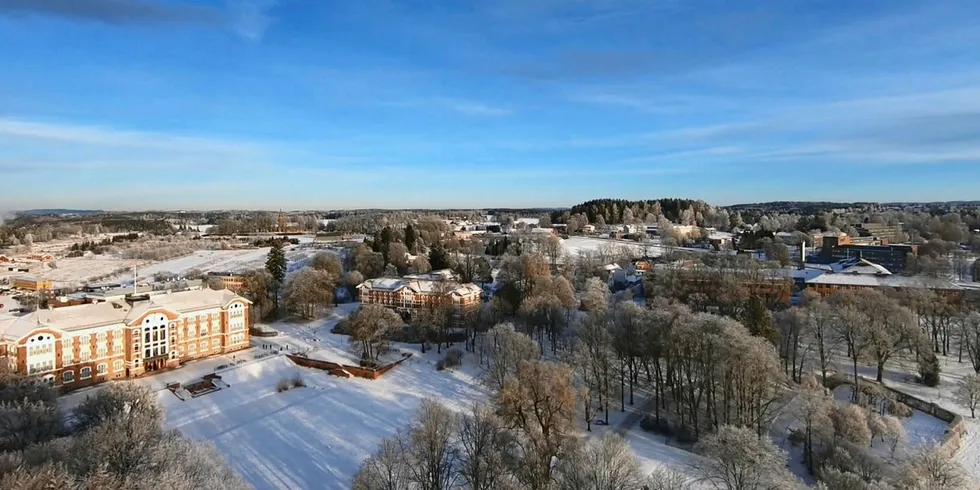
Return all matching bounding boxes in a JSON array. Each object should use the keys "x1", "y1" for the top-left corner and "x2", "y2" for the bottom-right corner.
[
  {"x1": 36, "y1": 255, "x2": 134, "y2": 287},
  {"x1": 562, "y1": 236, "x2": 661, "y2": 258},
  {"x1": 137, "y1": 246, "x2": 316, "y2": 278},
  {"x1": 162, "y1": 312, "x2": 487, "y2": 489}
]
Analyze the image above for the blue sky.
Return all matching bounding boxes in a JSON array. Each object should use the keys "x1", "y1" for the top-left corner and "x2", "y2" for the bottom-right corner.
[{"x1": 1, "y1": 0, "x2": 979, "y2": 211}]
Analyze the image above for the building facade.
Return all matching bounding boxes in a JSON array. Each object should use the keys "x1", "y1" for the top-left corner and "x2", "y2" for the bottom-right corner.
[
  {"x1": 357, "y1": 277, "x2": 481, "y2": 321},
  {"x1": 12, "y1": 276, "x2": 54, "y2": 291},
  {"x1": 0, "y1": 289, "x2": 251, "y2": 390},
  {"x1": 820, "y1": 241, "x2": 916, "y2": 274}
]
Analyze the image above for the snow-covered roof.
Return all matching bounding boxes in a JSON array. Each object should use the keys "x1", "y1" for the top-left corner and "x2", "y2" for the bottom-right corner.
[
  {"x1": 516, "y1": 217, "x2": 540, "y2": 225},
  {"x1": 358, "y1": 277, "x2": 481, "y2": 297},
  {"x1": 838, "y1": 259, "x2": 892, "y2": 276},
  {"x1": 806, "y1": 274, "x2": 962, "y2": 290},
  {"x1": 0, "y1": 289, "x2": 249, "y2": 342}
]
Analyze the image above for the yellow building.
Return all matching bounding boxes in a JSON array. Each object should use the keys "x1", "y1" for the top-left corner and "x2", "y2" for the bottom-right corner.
[{"x1": 13, "y1": 277, "x2": 53, "y2": 292}]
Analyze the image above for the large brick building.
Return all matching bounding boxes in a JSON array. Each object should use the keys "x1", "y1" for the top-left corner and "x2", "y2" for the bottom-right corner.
[
  {"x1": 357, "y1": 274, "x2": 481, "y2": 320},
  {"x1": 0, "y1": 289, "x2": 251, "y2": 390}
]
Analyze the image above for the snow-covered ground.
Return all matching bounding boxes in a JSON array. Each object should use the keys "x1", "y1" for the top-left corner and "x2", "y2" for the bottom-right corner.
[
  {"x1": 162, "y1": 312, "x2": 487, "y2": 489},
  {"x1": 137, "y1": 245, "x2": 316, "y2": 278},
  {"x1": 562, "y1": 236, "x2": 662, "y2": 258},
  {"x1": 30, "y1": 255, "x2": 134, "y2": 288},
  {"x1": 824, "y1": 354, "x2": 980, "y2": 485}
]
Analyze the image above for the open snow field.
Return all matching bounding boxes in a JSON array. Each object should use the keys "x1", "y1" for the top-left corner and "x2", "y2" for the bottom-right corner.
[
  {"x1": 562, "y1": 236, "x2": 661, "y2": 258},
  {"x1": 40, "y1": 255, "x2": 134, "y2": 287},
  {"x1": 137, "y1": 246, "x2": 316, "y2": 278},
  {"x1": 161, "y1": 337, "x2": 487, "y2": 488}
]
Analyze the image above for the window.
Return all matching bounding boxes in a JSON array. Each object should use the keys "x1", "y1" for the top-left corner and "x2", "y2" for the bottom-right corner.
[
  {"x1": 113, "y1": 343, "x2": 123, "y2": 354},
  {"x1": 113, "y1": 360, "x2": 123, "y2": 371},
  {"x1": 211, "y1": 338, "x2": 220, "y2": 347},
  {"x1": 80, "y1": 367, "x2": 91, "y2": 379},
  {"x1": 96, "y1": 332, "x2": 107, "y2": 341},
  {"x1": 61, "y1": 338, "x2": 73, "y2": 349},
  {"x1": 145, "y1": 349, "x2": 151, "y2": 358},
  {"x1": 200, "y1": 325, "x2": 208, "y2": 336},
  {"x1": 145, "y1": 332, "x2": 151, "y2": 343},
  {"x1": 200, "y1": 341, "x2": 208, "y2": 350},
  {"x1": 96, "y1": 364, "x2": 107, "y2": 376},
  {"x1": 79, "y1": 350, "x2": 91, "y2": 362},
  {"x1": 188, "y1": 343, "x2": 197, "y2": 353},
  {"x1": 63, "y1": 371, "x2": 74, "y2": 383},
  {"x1": 96, "y1": 347, "x2": 107, "y2": 358}
]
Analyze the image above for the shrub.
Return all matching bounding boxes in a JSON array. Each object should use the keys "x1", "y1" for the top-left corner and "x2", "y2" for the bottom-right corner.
[
  {"x1": 639, "y1": 416, "x2": 671, "y2": 436},
  {"x1": 436, "y1": 360, "x2": 446, "y2": 371},
  {"x1": 788, "y1": 428, "x2": 807, "y2": 446},
  {"x1": 331, "y1": 320, "x2": 351, "y2": 335},
  {"x1": 444, "y1": 348, "x2": 464, "y2": 368},
  {"x1": 291, "y1": 373, "x2": 305, "y2": 388},
  {"x1": 276, "y1": 378, "x2": 290, "y2": 392},
  {"x1": 887, "y1": 399, "x2": 913, "y2": 418},
  {"x1": 824, "y1": 373, "x2": 850, "y2": 391}
]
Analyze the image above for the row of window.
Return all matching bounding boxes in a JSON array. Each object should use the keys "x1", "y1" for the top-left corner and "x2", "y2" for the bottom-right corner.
[
  {"x1": 62, "y1": 360, "x2": 124, "y2": 383},
  {"x1": 28, "y1": 360, "x2": 54, "y2": 375},
  {"x1": 61, "y1": 330, "x2": 124, "y2": 349},
  {"x1": 28, "y1": 344, "x2": 54, "y2": 356}
]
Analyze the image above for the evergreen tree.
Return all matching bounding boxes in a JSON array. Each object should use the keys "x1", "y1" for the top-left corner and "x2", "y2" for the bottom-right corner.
[
  {"x1": 265, "y1": 241, "x2": 287, "y2": 284},
  {"x1": 429, "y1": 243, "x2": 450, "y2": 270},
  {"x1": 405, "y1": 223, "x2": 417, "y2": 253},
  {"x1": 744, "y1": 295, "x2": 778, "y2": 344}
]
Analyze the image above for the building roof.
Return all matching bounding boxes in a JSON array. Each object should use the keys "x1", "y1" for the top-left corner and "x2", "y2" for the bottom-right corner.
[
  {"x1": 838, "y1": 258, "x2": 892, "y2": 276},
  {"x1": 358, "y1": 277, "x2": 481, "y2": 297},
  {"x1": 806, "y1": 273, "x2": 962, "y2": 290},
  {"x1": 0, "y1": 289, "x2": 249, "y2": 342}
]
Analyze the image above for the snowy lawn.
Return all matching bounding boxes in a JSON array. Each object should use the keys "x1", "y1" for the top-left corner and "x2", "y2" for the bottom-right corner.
[{"x1": 160, "y1": 342, "x2": 487, "y2": 489}]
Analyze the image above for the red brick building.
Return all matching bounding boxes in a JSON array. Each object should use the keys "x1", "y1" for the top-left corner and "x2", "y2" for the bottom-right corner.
[
  {"x1": 357, "y1": 276, "x2": 481, "y2": 320},
  {"x1": 0, "y1": 289, "x2": 251, "y2": 390}
]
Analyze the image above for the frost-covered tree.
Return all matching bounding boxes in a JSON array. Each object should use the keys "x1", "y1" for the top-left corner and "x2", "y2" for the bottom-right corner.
[
  {"x1": 955, "y1": 373, "x2": 980, "y2": 418},
  {"x1": 457, "y1": 403, "x2": 516, "y2": 490},
  {"x1": 554, "y1": 433, "x2": 650, "y2": 490},
  {"x1": 482, "y1": 323, "x2": 539, "y2": 393},
  {"x1": 695, "y1": 425, "x2": 805, "y2": 490}
]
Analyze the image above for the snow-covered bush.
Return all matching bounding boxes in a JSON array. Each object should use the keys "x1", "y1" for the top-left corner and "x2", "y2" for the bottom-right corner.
[{"x1": 444, "y1": 348, "x2": 463, "y2": 368}]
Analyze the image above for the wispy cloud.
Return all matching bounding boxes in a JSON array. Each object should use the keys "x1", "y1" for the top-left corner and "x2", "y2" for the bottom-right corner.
[
  {"x1": 387, "y1": 97, "x2": 513, "y2": 117},
  {"x1": 0, "y1": 117, "x2": 259, "y2": 155},
  {"x1": 0, "y1": 0, "x2": 279, "y2": 40}
]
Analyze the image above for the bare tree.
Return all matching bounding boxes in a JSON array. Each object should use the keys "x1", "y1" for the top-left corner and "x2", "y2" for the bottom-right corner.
[
  {"x1": 283, "y1": 268, "x2": 338, "y2": 319},
  {"x1": 554, "y1": 433, "x2": 650, "y2": 490},
  {"x1": 483, "y1": 323, "x2": 539, "y2": 393},
  {"x1": 349, "y1": 305, "x2": 403, "y2": 362},
  {"x1": 955, "y1": 373, "x2": 980, "y2": 418},
  {"x1": 72, "y1": 384, "x2": 160, "y2": 433},
  {"x1": 495, "y1": 360, "x2": 577, "y2": 489},
  {"x1": 400, "y1": 399, "x2": 459, "y2": 490},
  {"x1": 352, "y1": 437, "x2": 410, "y2": 490},
  {"x1": 695, "y1": 425, "x2": 804, "y2": 490},
  {"x1": 899, "y1": 445, "x2": 968, "y2": 490},
  {"x1": 457, "y1": 403, "x2": 517, "y2": 490}
]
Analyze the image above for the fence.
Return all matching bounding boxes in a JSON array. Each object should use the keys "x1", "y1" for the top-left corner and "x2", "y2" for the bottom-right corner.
[{"x1": 286, "y1": 353, "x2": 412, "y2": 380}]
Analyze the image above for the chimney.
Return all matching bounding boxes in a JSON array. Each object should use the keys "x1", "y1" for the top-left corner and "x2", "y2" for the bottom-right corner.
[{"x1": 799, "y1": 243, "x2": 807, "y2": 270}]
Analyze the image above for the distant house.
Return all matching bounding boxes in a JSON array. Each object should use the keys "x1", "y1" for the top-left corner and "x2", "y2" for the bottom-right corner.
[
  {"x1": 357, "y1": 275, "x2": 481, "y2": 323},
  {"x1": 25, "y1": 254, "x2": 55, "y2": 262},
  {"x1": 12, "y1": 277, "x2": 53, "y2": 292},
  {"x1": 0, "y1": 255, "x2": 10, "y2": 263}
]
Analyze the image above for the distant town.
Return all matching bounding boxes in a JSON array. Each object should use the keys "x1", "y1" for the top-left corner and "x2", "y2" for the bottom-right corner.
[{"x1": 1, "y1": 199, "x2": 979, "y2": 489}]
